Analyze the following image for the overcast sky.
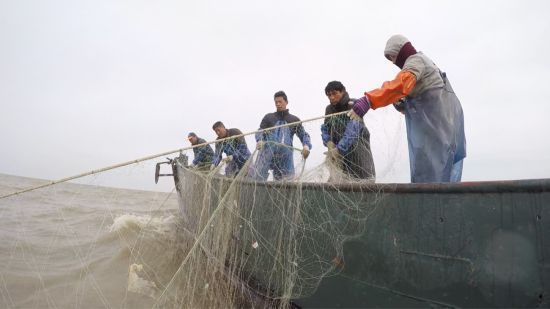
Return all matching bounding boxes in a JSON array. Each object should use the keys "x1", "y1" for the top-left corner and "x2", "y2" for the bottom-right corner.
[{"x1": 1, "y1": 0, "x2": 549, "y2": 191}]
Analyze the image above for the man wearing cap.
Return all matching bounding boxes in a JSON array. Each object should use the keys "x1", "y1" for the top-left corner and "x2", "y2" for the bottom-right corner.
[
  {"x1": 212, "y1": 121, "x2": 251, "y2": 177},
  {"x1": 187, "y1": 132, "x2": 215, "y2": 171},
  {"x1": 349, "y1": 34, "x2": 466, "y2": 183},
  {"x1": 252, "y1": 91, "x2": 312, "y2": 181}
]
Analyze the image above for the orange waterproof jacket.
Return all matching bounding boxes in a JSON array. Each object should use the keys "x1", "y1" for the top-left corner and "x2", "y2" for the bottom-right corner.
[{"x1": 365, "y1": 70, "x2": 416, "y2": 109}]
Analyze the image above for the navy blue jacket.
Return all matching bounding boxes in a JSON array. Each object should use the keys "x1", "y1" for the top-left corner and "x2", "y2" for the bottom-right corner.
[
  {"x1": 253, "y1": 110, "x2": 312, "y2": 180},
  {"x1": 191, "y1": 137, "x2": 214, "y2": 167},
  {"x1": 213, "y1": 128, "x2": 251, "y2": 176}
]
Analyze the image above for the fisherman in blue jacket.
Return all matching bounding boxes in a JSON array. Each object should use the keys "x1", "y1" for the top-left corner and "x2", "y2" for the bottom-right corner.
[
  {"x1": 188, "y1": 132, "x2": 214, "y2": 170},
  {"x1": 321, "y1": 81, "x2": 376, "y2": 180},
  {"x1": 252, "y1": 91, "x2": 312, "y2": 181},
  {"x1": 212, "y1": 121, "x2": 251, "y2": 177}
]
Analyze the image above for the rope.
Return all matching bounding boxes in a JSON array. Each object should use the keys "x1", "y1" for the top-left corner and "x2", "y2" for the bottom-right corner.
[{"x1": 0, "y1": 111, "x2": 349, "y2": 200}]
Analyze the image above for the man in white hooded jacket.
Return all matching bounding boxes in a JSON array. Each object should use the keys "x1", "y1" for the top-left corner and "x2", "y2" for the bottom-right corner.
[{"x1": 350, "y1": 34, "x2": 466, "y2": 183}]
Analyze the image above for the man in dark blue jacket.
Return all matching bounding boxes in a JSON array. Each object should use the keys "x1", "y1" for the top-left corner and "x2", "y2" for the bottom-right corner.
[
  {"x1": 252, "y1": 91, "x2": 312, "y2": 181},
  {"x1": 187, "y1": 132, "x2": 214, "y2": 170},
  {"x1": 212, "y1": 121, "x2": 251, "y2": 177},
  {"x1": 321, "y1": 81, "x2": 376, "y2": 180}
]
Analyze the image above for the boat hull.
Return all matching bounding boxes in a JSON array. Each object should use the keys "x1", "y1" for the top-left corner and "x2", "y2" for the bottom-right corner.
[{"x1": 171, "y1": 156, "x2": 550, "y2": 307}]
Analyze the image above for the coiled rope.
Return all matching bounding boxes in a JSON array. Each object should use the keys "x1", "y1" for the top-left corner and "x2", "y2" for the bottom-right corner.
[{"x1": 0, "y1": 111, "x2": 349, "y2": 200}]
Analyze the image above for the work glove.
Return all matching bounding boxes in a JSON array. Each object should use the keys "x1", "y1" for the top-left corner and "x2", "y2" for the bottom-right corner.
[
  {"x1": 347, "y1": 110, "x2": 362, "y2": 121},
  {"x1": 326, "y1": 148, "x2": 342, "y2": 168},
  {"x1": 349, "y1": 95, "x2": 371, "y2": 119},
  {"x1": 222, "y1": 155, "x2": 233, "y2": 163},
  {"x1": 301, "y1": 145, "x2": 310, "y2": 159},
  {"x1": 325, "y1": 142, "x2": 342, "y2": 167},
  {"x1": 393, "y1": 97, "x2": 406, "y2": 114},
  {"x1": 256, "y1": 141, "x2": 265, "y2": 150}
]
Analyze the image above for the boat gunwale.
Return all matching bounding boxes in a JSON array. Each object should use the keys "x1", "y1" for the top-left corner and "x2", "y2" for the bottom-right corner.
[{"x1": 174, "y1": 162, "x2": 550, "y2": 194}]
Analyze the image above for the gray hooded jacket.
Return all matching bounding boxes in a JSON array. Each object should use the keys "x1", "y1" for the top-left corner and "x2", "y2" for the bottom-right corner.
[{"x1": 384, "y1": 34, "x2": 445, "y2": 98}]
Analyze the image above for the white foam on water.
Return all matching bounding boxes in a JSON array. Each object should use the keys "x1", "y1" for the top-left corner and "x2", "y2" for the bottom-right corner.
[
  {"x1": 127, "y1": 263, "x2": 159, "y2": 299},
  {"x1": 109, "y1": 213, "x2": 176, "y2": 235}
]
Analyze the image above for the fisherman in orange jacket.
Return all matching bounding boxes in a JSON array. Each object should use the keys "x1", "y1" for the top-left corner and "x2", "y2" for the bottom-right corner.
[{"x1": 350, "y1": 34, "x2": 466, "y2": 183}]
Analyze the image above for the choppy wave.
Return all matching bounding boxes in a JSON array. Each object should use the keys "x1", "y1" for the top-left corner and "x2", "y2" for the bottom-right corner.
[
  {"x1": 0, "y1": 173, "x2": 182, "y2": 308},
  {"x1": 110, "y1": 213, "x2": 177, "y2": 234}
]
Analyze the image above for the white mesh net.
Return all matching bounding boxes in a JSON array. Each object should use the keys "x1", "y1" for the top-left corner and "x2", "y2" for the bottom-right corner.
[{"x1": 0, "y1": 115, "x2": 408, "y2": 308}]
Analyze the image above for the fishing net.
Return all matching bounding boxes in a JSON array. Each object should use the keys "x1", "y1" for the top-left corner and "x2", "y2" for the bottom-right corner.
[
  {"x1": 0, "y1": 114, "x2": 409, "y2": 308},
  {"x1": 153, "y1": 157, "x2": 382, "y2": 308},
  {"x1": 144, "y1": 116, "x2": 405, "y2": 308}
]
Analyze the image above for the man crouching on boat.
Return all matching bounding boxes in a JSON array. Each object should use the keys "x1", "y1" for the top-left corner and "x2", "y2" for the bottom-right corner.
[
  {"x1": 187, "y1": 132, "x2": 215, "y2": 171},
  {"x1": 212, "y1": 121, "x2": 252, "y2": 177},
  {"x1": 250, "y1": 91, "x2": 312, "y2": 181},
  {"x1": 322, "y1": 81, "x2": 376, "y2": 181}
]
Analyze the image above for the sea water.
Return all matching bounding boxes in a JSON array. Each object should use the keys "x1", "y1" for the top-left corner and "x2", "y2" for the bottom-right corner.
[{"x1": 0, "y1": 173, "x2": 183, "y2": 308}]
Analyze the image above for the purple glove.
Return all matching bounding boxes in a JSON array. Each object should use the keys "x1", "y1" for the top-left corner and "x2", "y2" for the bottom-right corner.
[{"x1": 352, "y1": 96, "x2": 371, "y2": 117}]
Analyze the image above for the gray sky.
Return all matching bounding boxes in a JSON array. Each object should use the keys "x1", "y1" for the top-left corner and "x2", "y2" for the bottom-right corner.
[{"x1": 1, "y1": 0, "x2": 549, "y2": 190}]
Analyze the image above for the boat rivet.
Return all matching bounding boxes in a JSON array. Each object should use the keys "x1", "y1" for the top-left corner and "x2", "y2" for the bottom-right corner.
[
  {"x1": 536, "y1": 215, "x2": 542, "y2": 221},
  {"x1": 439, "y1": 217, "x2": 445, "y2": 223}
]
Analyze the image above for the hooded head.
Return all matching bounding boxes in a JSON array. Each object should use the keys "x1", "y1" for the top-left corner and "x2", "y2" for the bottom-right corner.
[{"x1": 384, "y1": 34, "x2": 417, "y2": 69}]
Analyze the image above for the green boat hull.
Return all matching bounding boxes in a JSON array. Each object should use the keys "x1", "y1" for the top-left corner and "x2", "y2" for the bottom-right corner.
[{"x1": 171, "y1": 156, "x2": 550, "y2": 307}]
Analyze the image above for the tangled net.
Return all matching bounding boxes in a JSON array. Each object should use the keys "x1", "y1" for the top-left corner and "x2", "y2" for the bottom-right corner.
[
  {"x1": 153, "y1": 139, "x2": 389, "y2": 307},
  {"x1": 0, "y1": 114, "x2": 410, "y2": 308}
]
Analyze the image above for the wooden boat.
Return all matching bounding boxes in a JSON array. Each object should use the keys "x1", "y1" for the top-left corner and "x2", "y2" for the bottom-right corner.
[{"x1": 163, "y1": 154, "x2": 550, "y2": 308}]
